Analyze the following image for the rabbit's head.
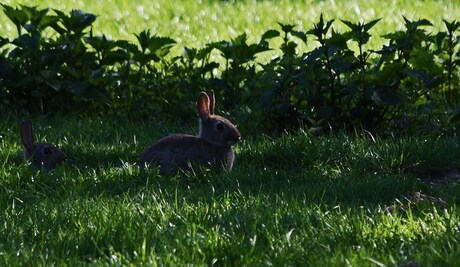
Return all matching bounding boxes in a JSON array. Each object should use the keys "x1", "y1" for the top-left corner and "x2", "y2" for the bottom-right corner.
[
  {"x1": 197, "y1": 91, "x2": 241, "y2": 147},
  {"x1": 21, "y1": 121, "x2": 67, "y2": 169}
]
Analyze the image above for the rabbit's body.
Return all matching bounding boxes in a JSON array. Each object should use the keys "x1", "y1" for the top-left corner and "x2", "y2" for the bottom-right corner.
[
  {"x1": 139, "y1": 134, "x2": 235, "y2": 174},
  {"x1": 21, "y1": 121, "x2": 67, "y2": 169},
  {"x1": 139, "y1": 91, "x2": 240, "y2": 174}
]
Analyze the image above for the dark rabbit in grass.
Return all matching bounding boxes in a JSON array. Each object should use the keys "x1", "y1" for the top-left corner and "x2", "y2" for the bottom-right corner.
[
  {"x1": 21, "y1": 120, "x2": 67, "y2": 169},
  {"x1": 139, "y1": 91, "x2": 241, "y2": 175}
]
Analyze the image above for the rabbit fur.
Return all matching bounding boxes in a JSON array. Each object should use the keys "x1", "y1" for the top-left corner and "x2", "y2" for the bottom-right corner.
[
  {"x1": 139, "y1": 91, "x2": 241, "y2": 174},
  {"x1": 21, "y1": 120, "x2": 67, "y2": 169}
]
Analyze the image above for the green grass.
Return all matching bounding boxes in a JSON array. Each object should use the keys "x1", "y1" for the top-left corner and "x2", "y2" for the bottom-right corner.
[
  {"x1": 1, "y1": 116, "x2": 459, "y2": 266},
  {"x1": 2, "y1": 0, "x2": 460, "y2": 51}
]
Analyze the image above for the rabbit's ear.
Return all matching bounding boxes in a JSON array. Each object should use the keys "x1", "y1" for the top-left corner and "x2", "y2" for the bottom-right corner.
[
  {"x1": 198, "y1": 92, "x2": 210, "y2": 120},
  {"x1": 21, "y1": 121, "x2": 35, "y2": 152},
  {"x1": 208, "y1": 90, "x2": 215, "y2": 115}
]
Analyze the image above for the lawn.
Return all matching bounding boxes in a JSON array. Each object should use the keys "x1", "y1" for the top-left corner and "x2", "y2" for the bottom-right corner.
[
  {"x1": 1, "y1": 117, "x2": 459, "y2": 266},
  {"x1": 1, "y1": 0, "x2": 460, "y2": 50},
  {"x1": 1, "y1": 0, "x2": 460, "y2": 266}
]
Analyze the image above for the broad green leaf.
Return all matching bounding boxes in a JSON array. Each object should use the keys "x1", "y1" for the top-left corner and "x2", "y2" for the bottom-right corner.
[
  {"x1": 364, "y1": 18, "x2": 382, "y2": 31},
  {"x1": 54, "y1": 9, "x2": 97, "y2": 33},
  {"x1": 443, "y1": 19, "x2": 460, "y2": 33},
  {"x1": 277, "y1": 23, "x2": 296, "y2": 34},
  {"x1": 12, "y1": 31, "x2": 41, "y2": 51},
  {"x1": 341, "y1": 20, "x2": 358, "y2": 31},
  {"x1": 291, "y1": 30, "x2": 307, "y2": 44},
  {"x1": 1, "y1": 4, "x2": 28, "y2": 28},
  {"x1": 261, "y1": 29, "x2": 280, "y2": 40},
  {"x1": 148, "y1": 36, "x2": 176, "y2": 53}
]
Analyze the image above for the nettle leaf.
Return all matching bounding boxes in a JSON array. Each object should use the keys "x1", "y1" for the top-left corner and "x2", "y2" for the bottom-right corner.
[
  {"x1": 342, "y1": 19, "x2": 381, "y2": 45},
  {"x1": 69, "y1": 9, "x2": 97, "y2": 32},
  {"x1": 341, "y1": 20, "x2": 358, "y2": 31},
  {"x1": 342, "y1": 18, "x2": 381, "y2": 32},
  {"x1": 196, "y1": 46, "x2": 214, "y2": 60},
  {"x1": 403, "y1": 16, "x2": 433, "y2": 30},
  {"x1": 135, "y1": 29, "x2": 176, "y2": 58},
  {"x1": 382, "y1": 31, "x2": 404, "y2": 41},
  {"x1": 182, "y1": 46, "x2": 197, "y2": 61},
  {"x1": 104, "y1": 49, "x2": 130, "y2": 65},
  {"x1": 326, "y1": 31, "x2": 349, "y2": 49},
  {"x1": 322, "y1": 15, "x2": 335, "y2": 33},
  {"x1": 49, "y1": 9, "x2": 67, "y2": 34},
  {"x1": 364, "y1": 18, "x2": 381, "y2": 31},
  {"x1": 12, "y1": 31, "x2": 41, "y2": 51},
  {"x1": 134, "y1": 29, "x2": 152, "y2": 52},
  {"x1": 434, "y1": 32, "x2": 448, "y2": 50},
  {"x1": 207, "y1": 41, "x2": 226, "y2": 54},
  {"x1": 308, "y1": 14, "x2": 335, "y2": 41},
  {"x1": 210, "y1": 35, "x2": 269, "y2": 62},
  {"x1": 443, "y1": 19, "x2": 460, "y2": 33},
  {"x1": 281, "y1": 41, "x2": 297, "y2": 55},
  {"x1": 250, "y1": 42, "x2": 271, "y2": 55},
  {"x1": 291, "y1": 30, "x2": 307, "y2": 44},
  {"x1": 84, "y1": 35, "x2": 114, "y2": 51},
  {"x1": 203, "y1": 62, "x2": 219, "y2": 73},
  {"x1": 36, "y1": 15, "x2": 59, "y2": 32},
  {"x1": 410, "y1": 49, "x2": 442, "y2": 75},
  {"x1": 232, "y1": 32, "x2": 248, "y2": 46},
  {"x1": 261, "y1": 29, "x2": 280, "y2": 40},
  {"x1": 304, "y1": 47, "x2": 325, "y2": 65},
  {"x1": 1, "y1": 4, "x2": 28, "y2": 29},
  {"x1": 115, "y1": 40, "x2": 138, "y2": 54},
  {"x1": 278, "y1": 23, "x2": 296, "y2": 34},
  {"x1": 244, "y1": 42, "x2": 270, "y2": 60},
  {"x1": 20, "y1": 5, "x2": 52, "y2": 32},
  {"x1": 148, "y1": 36, "x2": 176, "y2": 54},
  {"x1": 85, "y1": 35, "x2": 134, "y2": 62},
  {"x1": 53, "y1": 9, "x2": 96, "y2": 33}
]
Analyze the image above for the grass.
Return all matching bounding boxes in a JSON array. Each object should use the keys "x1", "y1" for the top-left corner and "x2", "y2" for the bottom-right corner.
[
  {"x1": 2, "y1": 0, "x2": 460, "y2": 52},
  {"x1": 1, "y1": 0, "x2": 460, "y2": 265},
  {"x1": 1, "y1": 116, "x2": 459, "y2": 266}
]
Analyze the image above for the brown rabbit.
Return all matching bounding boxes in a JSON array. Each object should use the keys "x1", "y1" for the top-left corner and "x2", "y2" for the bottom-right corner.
[
  {"x1": 21, "y1": 120, "x2": 67, "y2": 169},
  {"x1": 139, "y1": 91, "x2": 241, "y2": 174}
]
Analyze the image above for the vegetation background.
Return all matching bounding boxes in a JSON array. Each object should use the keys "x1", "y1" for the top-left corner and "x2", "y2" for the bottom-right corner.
[
  {"x1": 1, "y1": 0, "x2": 460, "y2": 134},
  {"x1": 0, "y1": 0, "x2": 460, "y2": 266}
]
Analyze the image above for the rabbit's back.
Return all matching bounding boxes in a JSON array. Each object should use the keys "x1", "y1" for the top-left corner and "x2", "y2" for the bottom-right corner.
[{"x1": 139, "y1": 134, "x2": 234, "y2": 174}]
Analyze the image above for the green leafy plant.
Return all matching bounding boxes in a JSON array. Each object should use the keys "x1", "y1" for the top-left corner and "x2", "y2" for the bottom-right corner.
[{"x1": 1, "y1": 4, "x2": 459, "y2": 136}]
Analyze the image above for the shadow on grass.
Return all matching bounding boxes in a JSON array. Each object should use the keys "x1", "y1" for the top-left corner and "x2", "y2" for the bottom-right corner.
[{"x1": 5, "y1": 159, "x2": 458, "y2": 211}]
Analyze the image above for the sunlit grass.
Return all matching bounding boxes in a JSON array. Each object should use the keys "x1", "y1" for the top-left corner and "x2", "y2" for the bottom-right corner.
[{"x1": 2, "y1": 0, "x2": 459, "y2": 50}]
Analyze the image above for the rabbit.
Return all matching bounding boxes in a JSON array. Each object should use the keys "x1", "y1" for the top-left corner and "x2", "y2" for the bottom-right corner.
[
  {"x1": 139, "y1": 91, "x2": 241, "y2": 175},
  {"x1": 20, "y1": 120, "x2": 67, "y2": 169}
]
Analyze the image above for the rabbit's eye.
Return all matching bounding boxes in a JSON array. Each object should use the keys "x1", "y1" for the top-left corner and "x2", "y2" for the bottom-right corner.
[{"x1": 216, "y1": 122, "x2": 224, "y2": 131}]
